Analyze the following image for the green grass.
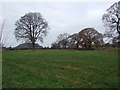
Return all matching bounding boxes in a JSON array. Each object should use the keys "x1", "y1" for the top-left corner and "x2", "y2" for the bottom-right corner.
[{"x1": 2, "y1": 50, "x2": 118, "y2": 88}]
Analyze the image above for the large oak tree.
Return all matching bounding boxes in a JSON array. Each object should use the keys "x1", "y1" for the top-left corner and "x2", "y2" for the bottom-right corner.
[
  {"x1": 68, "y1": 28, "x2": 103, "y2": 49},
  {"x1": 78, "y1": 28, "x2": 103, "y2": 49},
  {"x1": 15, "y1": 12, "x2": 49, "y2": 49}
]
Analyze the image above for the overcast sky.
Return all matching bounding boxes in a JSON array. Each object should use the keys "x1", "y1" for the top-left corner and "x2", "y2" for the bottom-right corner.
[{"x1": 0, "y1": 2, "x2": 117, "y2": 47}]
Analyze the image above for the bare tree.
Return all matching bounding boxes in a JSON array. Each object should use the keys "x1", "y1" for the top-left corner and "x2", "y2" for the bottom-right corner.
[
  {"x1": 0, "y1": 19, "x2": 13, "y2": 49},
  {"x1": 15, "y1": 12, "x2": 49, "y2": 50},
  {"x1": 102, "y1": 1, "x2": 120, "y2": 38},
  {"x1": 51, "y1": 42, "x2": 60, "y2": 49},
  {"x1": 56, "y1": 33, "x2": 69, "y2": 49},
  {"x1": 0, "y1": 19, "x2": 5, "y2": 48}
]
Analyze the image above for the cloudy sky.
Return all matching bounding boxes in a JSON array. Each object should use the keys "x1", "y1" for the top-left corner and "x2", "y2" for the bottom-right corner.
[{"x1": 0, "y1": 1, "x2": 118, "y2": 47}]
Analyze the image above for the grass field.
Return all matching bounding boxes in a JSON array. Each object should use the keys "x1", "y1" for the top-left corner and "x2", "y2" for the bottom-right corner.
[{"x1": 2, "y1": 50, "x2": 119, "y2": 88}]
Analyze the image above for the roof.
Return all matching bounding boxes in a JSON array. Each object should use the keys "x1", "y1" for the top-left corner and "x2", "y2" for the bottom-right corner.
[{"x1": 14, "y1": 43, "x2": 43, "y2": 49}]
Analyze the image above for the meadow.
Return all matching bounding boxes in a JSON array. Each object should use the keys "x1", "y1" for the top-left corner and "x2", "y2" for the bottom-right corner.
[{"x1": 2, "y1": 49, "x2": 119, "y2": 88}]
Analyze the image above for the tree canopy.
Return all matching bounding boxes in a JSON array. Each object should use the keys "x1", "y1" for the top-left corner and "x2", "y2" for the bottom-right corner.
[{"x1": 68, "y1": 28, "x2": 103, "y2": 49}]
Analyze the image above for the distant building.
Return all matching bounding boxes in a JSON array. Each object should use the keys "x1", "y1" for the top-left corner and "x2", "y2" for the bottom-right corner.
[{"x1": 14, "y1": 43, "x2": 43, "y2": 50}]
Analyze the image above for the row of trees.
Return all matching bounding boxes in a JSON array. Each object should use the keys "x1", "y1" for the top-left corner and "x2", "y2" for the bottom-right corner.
[
  {"x1": 51, "y1": 28, "x2": 104, "y2": 49},
  {"x1": 51, "y1": 27, "x2": 119, "y2": 49}
]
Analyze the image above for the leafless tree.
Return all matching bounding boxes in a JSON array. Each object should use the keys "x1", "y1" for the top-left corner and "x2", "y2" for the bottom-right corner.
[
  {"x1": 14, "y1": 12, "x2": 49, "y2": 50},
  {"x1": 56, "y1": 33, "x2": 69, "y2": 48},
  {"x1": 0, "y1": 19, "x2": 5, "y2": 48},
  {"x1": 102, "y1": 1, "x2": 120, "y2": 39},
  {"x1": 51, "y1": 42, "x2": 60, "y2": 49}
]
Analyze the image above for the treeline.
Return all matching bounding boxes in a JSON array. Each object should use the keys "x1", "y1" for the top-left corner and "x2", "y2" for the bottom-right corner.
[{"x1": 51, "y1": 28, "x2": 120, "y2": 50}]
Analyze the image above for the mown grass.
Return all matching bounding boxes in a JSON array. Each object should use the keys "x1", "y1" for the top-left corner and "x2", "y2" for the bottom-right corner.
[{"x1": 2, "y1": 49, "x2": 119, "y2": 88}]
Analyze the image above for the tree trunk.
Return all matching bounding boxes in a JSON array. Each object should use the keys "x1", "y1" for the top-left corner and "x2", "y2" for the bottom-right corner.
[
  {"x1": 76, "y1": 42, "x2": 79, "y2": 49},
  {"x1": 117, "y1": 18, "x2": 120, "y2": 36},
  {"x1": 76, "y1": 44, "x2": 79, "y2": 49},
  {"x1": 32, "y1": 42, "x2": 35, "y2": 50},
  {"x1": 95, "y1": 44, "x2": 98, "y2": 48},
  {"x1": 84, "y1": 43, "x2": 87, "y2": 49},
  {"x1": 88, "y1": 42, "x2": 92, "y2": 49},
  {"x1": 88, "y1": 45, "x2": 91, "y2": 49}
]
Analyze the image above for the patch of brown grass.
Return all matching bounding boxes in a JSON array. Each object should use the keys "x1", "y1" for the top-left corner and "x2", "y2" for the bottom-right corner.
[{"x1": 63, "y1": 65, "x2": 79, "y2": 70}]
